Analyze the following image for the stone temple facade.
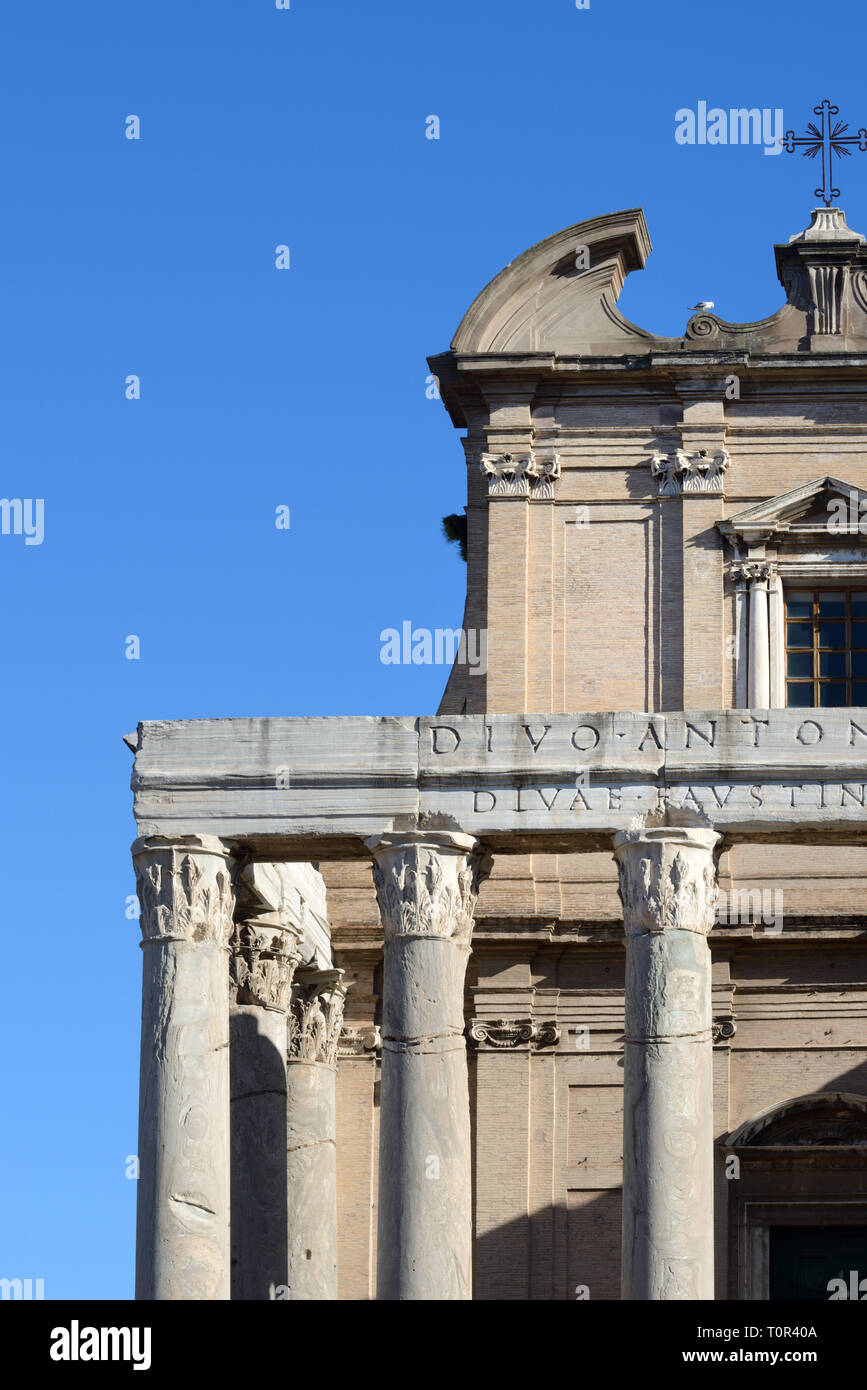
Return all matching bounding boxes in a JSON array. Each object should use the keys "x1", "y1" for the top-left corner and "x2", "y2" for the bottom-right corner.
[{"x1": 128, "y1": 206, "x2": 867, "y2": 1301}]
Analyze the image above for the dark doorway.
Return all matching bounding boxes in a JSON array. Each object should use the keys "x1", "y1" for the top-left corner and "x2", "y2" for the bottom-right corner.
[{"x1": 769, "y1": 1227, "x2": 867, "y2": 1300}]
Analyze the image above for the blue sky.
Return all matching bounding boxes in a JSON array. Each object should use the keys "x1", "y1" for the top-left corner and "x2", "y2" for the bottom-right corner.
[{"x1": 2, "y1": 0, "x2": 866, "y2": 1299}]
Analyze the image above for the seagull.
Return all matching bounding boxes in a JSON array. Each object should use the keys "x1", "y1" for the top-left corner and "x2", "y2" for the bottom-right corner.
[{"x1": 688, "y1": 301, "x2": 715, "y2": 311}]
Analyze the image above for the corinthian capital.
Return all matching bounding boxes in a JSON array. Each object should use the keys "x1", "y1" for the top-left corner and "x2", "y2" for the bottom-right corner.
[
  {"x1": 133, "y1": 835, "x2": 235, "y2": 948},
  {"x1": 287, "y1": 968, "x2": 348, "y2": 1066},
  {"x1": 612, "y1": 826, "x2": 720, "y2": 937},
  {"x1": 230, "y1": 919, "x2": 301, "y2": 1012},
  {"x1": 229, "y1": 861, "x2": 303, "y2": 1011},
  {"x1": 365, "y1": 832, "x2": 491, "y2": 947}
]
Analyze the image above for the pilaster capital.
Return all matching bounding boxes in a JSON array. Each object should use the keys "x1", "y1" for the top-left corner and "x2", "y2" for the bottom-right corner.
[
  {"x1": 650, "y1": 448, "x2": 729, "y2": 495},
  {"x1": 365, "y1": 831, "x2": 491, "y2": 947},
  {"x1": 480, "y1": 450, "x2": 560, "y2": 499},
  {"x1": 612, "y1": 825, "x2": 721, "y2": 937},
  {"x1": 287, "y1": 967, "x2": 348, "y2": 1066},
  {"x1": 132, "y1": 834, "x2": 235, "y2": 948}
]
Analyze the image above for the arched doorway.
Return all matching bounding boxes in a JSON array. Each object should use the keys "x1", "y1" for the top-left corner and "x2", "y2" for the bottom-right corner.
[{"x1": 724, "y1": 1092, "x2": 867, "y2": 1300}]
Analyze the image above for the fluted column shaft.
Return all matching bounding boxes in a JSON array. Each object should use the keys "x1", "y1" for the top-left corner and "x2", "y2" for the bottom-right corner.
[
  {"x1": 366, "y1": 831, "x2": 488, "y2": 1301},
  {"x1": 613, "y1": 826, "x2": 720, "y2": 1301},
  {"x1": 132, "y1": 834, "x2": 235, "y2": 1300}
]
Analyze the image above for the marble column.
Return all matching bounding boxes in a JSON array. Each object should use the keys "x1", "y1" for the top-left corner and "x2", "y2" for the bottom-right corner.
[
  {"x1": 229, "y1": 864, "x2": 302, "y2": 1300},
  {"x1": 285, "y1": 967, "x2": 347, "y2": 1300},
  {"x1": 612, "y1": 825, "x2": 720, "y2": 1301},
  {"x1": 733, "y1": 568, "x2": 749, "y2": 708},
  {"x1": 366, "y1": 830, "x2": 489, "y2": 1301},
  {"x1": 747, "y1": 563, "x2": 772, "y2": 708},
  {"x1": 132, "y1": 834, "x2": 235, "y2": 1300}
]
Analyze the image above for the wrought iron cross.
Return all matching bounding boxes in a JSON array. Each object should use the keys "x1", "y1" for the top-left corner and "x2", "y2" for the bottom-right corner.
[{"x1": 784, "y1": 99, "x2": 867, "y2": 207}]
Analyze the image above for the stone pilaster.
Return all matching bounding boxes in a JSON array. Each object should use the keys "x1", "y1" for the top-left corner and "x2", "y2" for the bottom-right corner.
[
  {"x1": 612, "y1": 825, "x2": 720, "y2": 1301},
  {"x1": 132, "y1": 834, "x2": 235, "y2": 1300},
  {"x1": 285, "y1": 967, "x2": 347, "y2": 1300},
  {"x1": 229, "y1": 863, "x2": 303, "y2": 1301},
  {"x1": 366, "y1": 830, "x2": 490, "y2": 1301}
]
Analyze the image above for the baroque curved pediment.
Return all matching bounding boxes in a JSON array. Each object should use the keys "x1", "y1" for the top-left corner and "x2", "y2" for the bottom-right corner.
[{"x1": 446, "y1": 206, "x2": 867, "y2": 358}]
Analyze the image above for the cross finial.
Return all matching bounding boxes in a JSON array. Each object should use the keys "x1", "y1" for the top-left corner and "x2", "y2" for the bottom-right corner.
[{"x1": 784, "y1": 99, "x2": 867, "y2": 207}]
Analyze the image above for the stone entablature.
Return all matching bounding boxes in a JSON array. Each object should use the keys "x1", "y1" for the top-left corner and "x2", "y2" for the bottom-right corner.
[{"x1": 131, "y1": 710, "x2": 867, "y2": 849}]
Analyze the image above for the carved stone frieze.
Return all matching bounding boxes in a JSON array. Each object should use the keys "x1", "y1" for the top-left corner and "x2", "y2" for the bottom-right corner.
[
  {"x1": 287, "y1": 968, "x2": 347, "y2": 1066},
  {"x1": 134, "y1": 837, "x2": 235, "y2": 948},
  {"x1": 367, "y1": 833, "x2": 490, "y2": 946},
  {"x1": 650, "y1": 449, "x2": 729, "y2": 495},
  {"x1": 466, "y1": 1017, "x2": 561, "y2": 1049},
  {"x1": 480, "y1": 450, "x2": 560, "y2": 499}
]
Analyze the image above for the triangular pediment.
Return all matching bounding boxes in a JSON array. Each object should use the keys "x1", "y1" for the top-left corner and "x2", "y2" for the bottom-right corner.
[{"x1": 719, "y1": 475, "x2": 867, "y2": 545}]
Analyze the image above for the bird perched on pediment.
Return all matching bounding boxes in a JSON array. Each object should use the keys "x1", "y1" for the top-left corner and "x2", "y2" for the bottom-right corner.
[{"x1": 688, "y1": 301, "x2": 715, "y2": 311}]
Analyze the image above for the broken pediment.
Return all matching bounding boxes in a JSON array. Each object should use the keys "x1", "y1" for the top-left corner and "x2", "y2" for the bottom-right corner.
[
  {"x1": 445, "y1": 206, "x2": 867, "y2": 359},
  {"x1": 450, "y1": 208, "x2": 654, "y2": 354}
]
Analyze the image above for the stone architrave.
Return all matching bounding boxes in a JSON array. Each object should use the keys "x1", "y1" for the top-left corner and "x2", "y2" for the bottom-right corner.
[
  {"x1": 132, "y1": 835, "x2": 235, "y2": 1301},
  {"x1": 229, "y1": 863, "x2": 303, "y2": 1301},
  {"x1": 285, "y1": 967, "x2": 347, "y2": 1300},
  {"x1": 366, "y1": 830, "x2": 490, "y2": 1301},
  {"x1": 612, "y1": 824, "x2": 720, "y2": 1301}
]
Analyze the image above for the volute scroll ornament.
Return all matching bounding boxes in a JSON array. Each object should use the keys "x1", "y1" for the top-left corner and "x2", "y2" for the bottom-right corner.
[{"x1": 466, "y1": 1018, "x2": 561, "y2": 1049}]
